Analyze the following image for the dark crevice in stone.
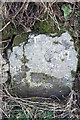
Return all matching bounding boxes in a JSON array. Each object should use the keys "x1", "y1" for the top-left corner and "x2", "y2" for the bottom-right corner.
[{"x1": 2, "y1": 35, "x2": 16, "y2": 85}]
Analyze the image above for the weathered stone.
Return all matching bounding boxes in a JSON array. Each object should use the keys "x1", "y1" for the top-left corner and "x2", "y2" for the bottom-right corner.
[
  {"x1": 8, "y1": 31, "x2": 78, "y2": 99},
  {"x1": 0, "y1": 53, "x2": 9, "y2": 84}
]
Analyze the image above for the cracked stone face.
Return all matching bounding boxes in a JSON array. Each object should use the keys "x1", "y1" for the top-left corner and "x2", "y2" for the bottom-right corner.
[{"x1": 8, "y1": 31, "x2": 78, "y2": 99}]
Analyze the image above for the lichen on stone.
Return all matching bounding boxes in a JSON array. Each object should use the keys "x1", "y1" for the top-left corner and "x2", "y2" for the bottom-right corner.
[{"x1": 8, "y1": 31, "x2": 78, "y2": 98}]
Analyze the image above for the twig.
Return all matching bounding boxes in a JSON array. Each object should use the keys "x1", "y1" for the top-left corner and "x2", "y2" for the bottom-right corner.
[
  {"x1": 0, "y1": 108, "x2": 9, "y2": 118},
  {"x1": 0, "y1": 39, "x2": 11, "y2": 50},
  {"x1": 0, "y1": 21, "x2": 10, "y2": 33}
]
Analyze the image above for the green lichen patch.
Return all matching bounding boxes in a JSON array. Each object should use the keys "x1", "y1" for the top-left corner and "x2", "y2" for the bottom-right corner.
[{"x1": 13, "y1": 32, "x2": 29, "y2": 47}]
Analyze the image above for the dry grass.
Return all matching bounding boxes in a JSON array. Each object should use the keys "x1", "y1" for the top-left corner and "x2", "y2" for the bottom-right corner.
[
  {"x1": 0, "y1": 1, "x2": 80, "y2": 119},
  {"x1": 0, "y1": 84, "x2": 79, "y2": 119}
]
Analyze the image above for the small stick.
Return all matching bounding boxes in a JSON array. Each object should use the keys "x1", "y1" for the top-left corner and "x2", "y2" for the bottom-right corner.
[{"x1": 0, "y1": 21, "x2": 10, "y2": 33}]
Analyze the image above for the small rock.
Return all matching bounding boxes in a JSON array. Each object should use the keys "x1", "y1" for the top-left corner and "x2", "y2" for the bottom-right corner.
[{"x1": 8, "y1": 31, "x2": 78, "y2": 99}]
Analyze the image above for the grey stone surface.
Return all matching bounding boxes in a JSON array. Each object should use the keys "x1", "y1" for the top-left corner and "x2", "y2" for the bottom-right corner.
[
  {"x1": 0, "y1": 53, "x2": 9, "y2": 84},
  {"x1": 8, "y1": 31, "x2": 78, "y2": 99}
]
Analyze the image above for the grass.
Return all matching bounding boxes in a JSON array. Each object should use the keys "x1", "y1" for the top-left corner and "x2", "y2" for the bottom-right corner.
[
  {"x1": 2, "y1": 85, "x2": 80, "y2": 120},
  {"x1": 8, "y1": 109, "x2": 55, "y2": 120}
]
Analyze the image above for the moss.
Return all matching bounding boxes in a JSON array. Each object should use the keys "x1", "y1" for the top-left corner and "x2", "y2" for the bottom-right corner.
[
  {"x1": 2, "y1": 21, "x2": 30, "y2": 48},
  {"x1": 11, "y1": 80, "x2": 15, "y2": 88},
  {"x1": 61, "y1": 59, "x2": 64, "y2": 62},
  {"x1": 71, "y1": 70, "x2": 76, "y2": 78},
  {"x1": 20, "y1": 40, "x2": 29, "y2": 65},
  {"x1": 32, "y1": 10, "x2": 67, "y2": 37},
  {"x1": 30, "y1": 72, "x2": 56, "y2": 81},
  {"x1": 30, "y1": 72, "x2": 49, "y2": 78},
  {"x1": 21, "y1": 55, "x2": 29, "y2": 64},
  {"x1": 66, "y1": 26, "x2": 79, "y2": 52},
  {"x1": 43, "y1": 81, "x2": 48, "y2": 83},
  {"x1": 13, "y1": 32, "x2": 29, "y2": 47},
  {"x1": 2, "y1": 21, "x2": 30, "y2": 39},
  {"x1": 77, "y1": 54, "x2": 80, "y2": 59},
  {"x1": 32, "y1": 19, "x2": 66, "y2": 37},
  {"x1": 1, "y1": 67, "x2": 5, "y2": 71},
  {"x1": 74, "y1": 45, "x2": 78, "y2": 52},
  {"x1": 30, "y1": 98, "x2": 37, "y2": 102},
  {"x1": 67, "y1": 79, "x2": 70, "y2": 81},
  {"x1": 5, "y1": 72, "x2": 11, "y2": 85},
  {"x1": 41, "y1": 73, "x2": 53, "y2": 79},
  {"x1": 54, "y1": 30, "x2": 65, "y2": 37},
  {"x1": 30, "y1": 79, "x2": 33, "y2": 82},
  {"x1": 30, "y1": 72, "x2": 33, "y2": 76},
  {"x1": 2, "y1": 23, "x2": 19, "y2": 40},
  {"x1": 32, "y1": 19, "x2": 54, "y2": 35},
  {"x1": 13, "y1": 75, "x2": 16, "y2": 78},
  {"x1": 22, "y1": 73, "x2": 26, "y2": 78},
  {"x1": 65, "y1": 53, "x2": 68, "y2": 56},
  {"x1": 54, "y1": 76, "x2": 57, "y2": 79},
  {"x1": 53, "y1": 41, "x2": 62, "y2": 45}
]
